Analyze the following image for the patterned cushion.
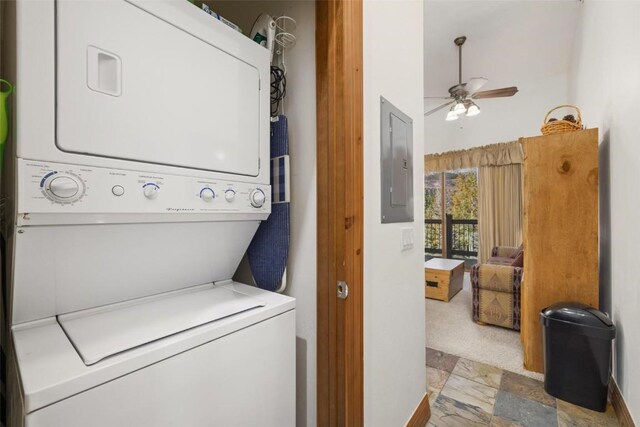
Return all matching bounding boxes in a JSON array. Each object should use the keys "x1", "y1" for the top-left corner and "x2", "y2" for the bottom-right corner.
[
  {"x1": 478, "y1": 290, "x2": 513, "y2": 329},
  {"x1": 511, "y1": 251, "x2": 524, "y2": 267},
  {"x1": 494, "y1": 246, "x2": 520, "y2": 258},
  {"x1": 477, "y1": 265, "x2": 515, "y2": 292},
  {"x1": 471, "y1": 264, "x2": 523, "y2": 331},
  {"x1": 487, "y1": 256, "x2": 515, "y2": 266}
]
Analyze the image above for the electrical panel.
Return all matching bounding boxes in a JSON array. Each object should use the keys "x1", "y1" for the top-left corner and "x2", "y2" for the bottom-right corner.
[{"x1": 380, "y1": 96, "x2": 414, "y2": 223}]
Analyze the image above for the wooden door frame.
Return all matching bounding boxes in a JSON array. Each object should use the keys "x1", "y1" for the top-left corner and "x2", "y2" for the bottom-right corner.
[{"x1": 316, "y1": 0, "x2": 364, "y2": 425}]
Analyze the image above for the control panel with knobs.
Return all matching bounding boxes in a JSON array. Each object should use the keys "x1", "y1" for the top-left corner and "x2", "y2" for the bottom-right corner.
[
  {"x1": 22, "y1": 160, "x2": 270, "y2": 215},
  {"x1": 250, "y1": 188, "x2": 266, "y2": 208},
  {"x1": 200, "y1": 187, "x2": 215, "y2": 202},
  {"x1": 143, "y1": 183, "x2": 159, "y2": 200},
  {"x1": 41, "y1": 171, "x2": 85, "y2": 203},
  {"x1": 224, "y1": 189, "x2": 236, "y2": 202}
]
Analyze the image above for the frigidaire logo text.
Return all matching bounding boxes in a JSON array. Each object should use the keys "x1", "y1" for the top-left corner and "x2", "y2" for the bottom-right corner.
[{"x1": 166, "y1": 208, "x2": 195, "y2": 212}]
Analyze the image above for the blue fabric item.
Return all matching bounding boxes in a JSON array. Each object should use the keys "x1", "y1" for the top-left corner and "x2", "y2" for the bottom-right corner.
[
  {"x1": 270, "y1": 155, "x2": 289, "y2": 203},
  {"x1": 247, "y1": 203, "x2": 290, "y2": 291},
  {"x1": 248, "y1": 115, "x2": 290, "y2": 292},
  {"x1": 270, "y1": 115, "x2": 289, "y2": 157},
  {"x1": 278, "y1": 156, "x2": 285, "y2": 201}
]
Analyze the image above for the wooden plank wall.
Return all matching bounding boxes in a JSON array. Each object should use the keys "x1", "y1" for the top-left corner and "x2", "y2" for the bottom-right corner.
[
  {"x1": 316, "y1": 0, "x2": 364, "y2": 425},
  {"x1": 521, "y1": 128, "x2": 599, "y2": 373}
]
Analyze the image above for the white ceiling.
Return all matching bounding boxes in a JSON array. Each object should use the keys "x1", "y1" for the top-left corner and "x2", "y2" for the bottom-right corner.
[{"x1": 424, "y1": 0, "x2": 581, "y2": 100}]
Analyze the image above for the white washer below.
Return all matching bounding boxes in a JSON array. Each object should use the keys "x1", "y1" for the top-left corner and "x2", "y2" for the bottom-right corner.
[{"x1": 11, "y1": 281, "x2": 295, "y2": 427}]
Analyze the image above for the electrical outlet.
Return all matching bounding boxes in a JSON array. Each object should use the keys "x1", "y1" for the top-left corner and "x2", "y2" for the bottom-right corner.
[{"x1": 401, "y1": 227, "x2": 414, "y2": 251}]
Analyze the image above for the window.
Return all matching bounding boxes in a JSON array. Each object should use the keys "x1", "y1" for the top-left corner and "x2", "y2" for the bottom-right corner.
[
  {"x1": 424, "y1": 172, "x2": 442, "y2": 257},
  {"x1": 425, "y1": 169, "x2": 479, "y2": 264}
]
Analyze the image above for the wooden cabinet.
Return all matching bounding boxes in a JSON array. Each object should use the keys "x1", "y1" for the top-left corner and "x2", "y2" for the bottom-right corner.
[
  {"x1": 520, "y1": 128, "x2": 599, "y2": 373},
  {"x1": 424, "y1": 259, "x2": 464, "y2": 302}
]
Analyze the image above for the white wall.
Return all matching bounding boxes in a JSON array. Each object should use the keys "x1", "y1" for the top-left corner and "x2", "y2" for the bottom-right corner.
[
  {"x1": 424, "y1": 72, "x2": 569, "y2": 155},
  {"x1": 210, "y1": 2, "x2": 317, "y2": 426},
  {"x1": 280, "y1": 4, "x2": 317, "y2": 425},
  {"x1": 363, "y1": 1, "x2": 426, "y2": 426},
  {"x1": 569, "y1": 1, "x2": 640, "y2": 423}
]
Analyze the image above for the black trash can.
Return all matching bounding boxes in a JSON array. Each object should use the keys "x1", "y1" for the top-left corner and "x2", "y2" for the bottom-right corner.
[{"x1": 540, "y1": 303, "x2": 616, "y2": 412}]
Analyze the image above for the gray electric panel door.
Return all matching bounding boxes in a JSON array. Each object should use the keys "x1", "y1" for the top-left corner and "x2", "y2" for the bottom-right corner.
[{"x1": 380, "y1": 96, "x2": 414, "y2": 223}]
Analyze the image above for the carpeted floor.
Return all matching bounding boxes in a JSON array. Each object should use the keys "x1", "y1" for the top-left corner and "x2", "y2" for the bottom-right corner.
[{"x1": 425, "y1": 273, "x2": 543, "y2": 380}]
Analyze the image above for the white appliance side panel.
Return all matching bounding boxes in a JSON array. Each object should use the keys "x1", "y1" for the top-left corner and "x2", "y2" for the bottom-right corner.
[
  {"x1": 15, "y1": 1, "x2": 56, "y2": 162},
  {"x1": 12, "y1": 221, "x2": 259, "y2": 324},
  {"x1": 25, "y1": 310, "x2": 296, "y2": 427},
  {"x1": 56, "y1": 0, "x2": 262, "y2": 176}
]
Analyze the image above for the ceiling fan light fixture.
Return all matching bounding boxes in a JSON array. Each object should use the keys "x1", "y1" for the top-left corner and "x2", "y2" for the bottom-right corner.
[
  {"x1": 466, "y1": 102, "x2": 481, "y2": 117},
  {"x1": 453, "y1": 102, "x2": 467, "y2": 115},
  {"x1": 446, "y1": 109, "x2": 458, "y2": 121},
  {"x1": 423, "y1": 36, "x2": 518, "y2": 119}
]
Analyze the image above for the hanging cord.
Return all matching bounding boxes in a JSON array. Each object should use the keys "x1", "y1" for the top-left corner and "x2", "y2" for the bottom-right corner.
[
  {"x1": 270, "y1": 65, "x2": 286, "y2": 118},
  {"x1": 280, "y1": 46, "x2": 287, "y2": 116},
  {"x1": 269, "y1": 15, "x2": 295, "y2": 118}
]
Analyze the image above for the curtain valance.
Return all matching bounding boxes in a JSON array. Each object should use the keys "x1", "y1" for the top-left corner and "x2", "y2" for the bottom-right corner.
[{"x1": 424, "y1": 141, "x2": 523, "y2": 172}]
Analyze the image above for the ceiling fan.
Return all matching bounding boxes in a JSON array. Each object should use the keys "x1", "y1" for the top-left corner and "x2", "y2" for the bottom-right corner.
[{"x1": 424, "y1": 36, "x2": 518, "y2": 120}]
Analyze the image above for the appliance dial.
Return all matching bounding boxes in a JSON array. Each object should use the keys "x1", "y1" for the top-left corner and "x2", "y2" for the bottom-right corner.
[
  {"x1": 200, "y1": 187, "x2": 215, "y2": 202},
  {"x1": 41, "y1": 172, "x2": 85, "y2": 203},
  {"x1": 250, "y1": 188, "x2": 266, "y2": 208},
  {"x1": 224, "y1": 189, "x2": 236, "y2": 202},
  {"x1": 143, "y1": 183, "x2": 159, "y2": 199}
]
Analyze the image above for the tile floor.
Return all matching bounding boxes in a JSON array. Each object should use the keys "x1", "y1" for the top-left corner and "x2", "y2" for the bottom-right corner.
[{"x1": 426, "y1": 347, "x2": 619, "y2": 427}]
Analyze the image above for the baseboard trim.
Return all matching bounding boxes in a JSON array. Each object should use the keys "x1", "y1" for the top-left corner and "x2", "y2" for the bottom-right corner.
[
  {"x1": 406, "y1": 392, "x2": 431, "y2": 427},
  {"x1": 611, "y1": 377, "x2": 636, "y2": 427}
]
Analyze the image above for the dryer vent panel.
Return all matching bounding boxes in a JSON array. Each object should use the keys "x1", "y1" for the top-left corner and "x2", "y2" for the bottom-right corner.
[{"x1": 380, "y1": 96, "x2": 413, "y2": 223}]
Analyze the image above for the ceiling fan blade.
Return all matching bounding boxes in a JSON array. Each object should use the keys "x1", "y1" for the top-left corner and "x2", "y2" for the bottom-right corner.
[
  {"x1": 424, "y1": 101, "x2": 454, "y2": 116},
  {"x1": 464, "y1": 77, "x2": 488, "y2": 94},
  {"x1": 424, "y1": 96, "x2": 453, "y2": 100},
  {"x1": 472, "y1": 86, "x2": 519, "y2": 99}
]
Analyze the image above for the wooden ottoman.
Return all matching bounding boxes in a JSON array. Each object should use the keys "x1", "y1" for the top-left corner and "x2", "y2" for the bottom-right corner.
[{"x1": 424, "y1": 258, "x2": 464, "y2": 302}]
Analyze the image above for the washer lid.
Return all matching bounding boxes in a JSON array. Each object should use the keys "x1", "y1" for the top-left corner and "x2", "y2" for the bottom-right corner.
[{"x1": 58, "y1": 284, "x2": 265, "y2": 366}]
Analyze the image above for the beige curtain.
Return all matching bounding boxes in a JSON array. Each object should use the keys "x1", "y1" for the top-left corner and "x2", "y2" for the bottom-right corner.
[
  {"x1": 478, "y1": 164, "x2": 523, "y2": 263},
  {"x1": 425, "y1": 141, "x2": 523, "y2": 172}
]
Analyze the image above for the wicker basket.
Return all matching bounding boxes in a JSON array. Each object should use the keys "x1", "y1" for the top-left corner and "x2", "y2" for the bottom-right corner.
[{"x1": 541, "y1": 105, "x2": 583, "y2": 136}]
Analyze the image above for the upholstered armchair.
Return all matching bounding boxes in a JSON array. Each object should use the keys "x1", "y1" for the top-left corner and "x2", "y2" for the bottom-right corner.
[{"x1": 471, "y1": 263, "x2": 523, "y2": 331}]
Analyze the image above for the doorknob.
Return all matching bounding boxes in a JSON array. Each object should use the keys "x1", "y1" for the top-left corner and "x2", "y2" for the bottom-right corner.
[{"x1": 337, "y1": 281, "x2": 349, "y2": 299}]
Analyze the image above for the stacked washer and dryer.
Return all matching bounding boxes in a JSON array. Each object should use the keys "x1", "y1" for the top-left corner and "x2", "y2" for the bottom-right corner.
[{"x1": 3, "y1": 1, "x2": 295, "y2": 426}]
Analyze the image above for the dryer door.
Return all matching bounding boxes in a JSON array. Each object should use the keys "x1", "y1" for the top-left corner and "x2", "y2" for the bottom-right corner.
[{"x1": 55, "y1": 0, "x2": 263, "y2": 176}]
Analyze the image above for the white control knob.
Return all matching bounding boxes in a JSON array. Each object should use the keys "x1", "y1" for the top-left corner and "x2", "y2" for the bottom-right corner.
[
  {"x1": 49, "y1": 176, "x2": 79, "y2": 199},
  {"x1": 250, "y1": 189, "x2": 266, "y2": 208},
  {"x1": 143, "y1": 184, "x2": 159, "y2": 200},
  {"x1": 224, "y1": 189, "x2": 236, "y2": 202},
  {"x1": 42, "y1": 172, "x2": 85, "y2": 203},
  {"x1": 201, "y1": 187, "x2": 215, "y2": 202}
]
